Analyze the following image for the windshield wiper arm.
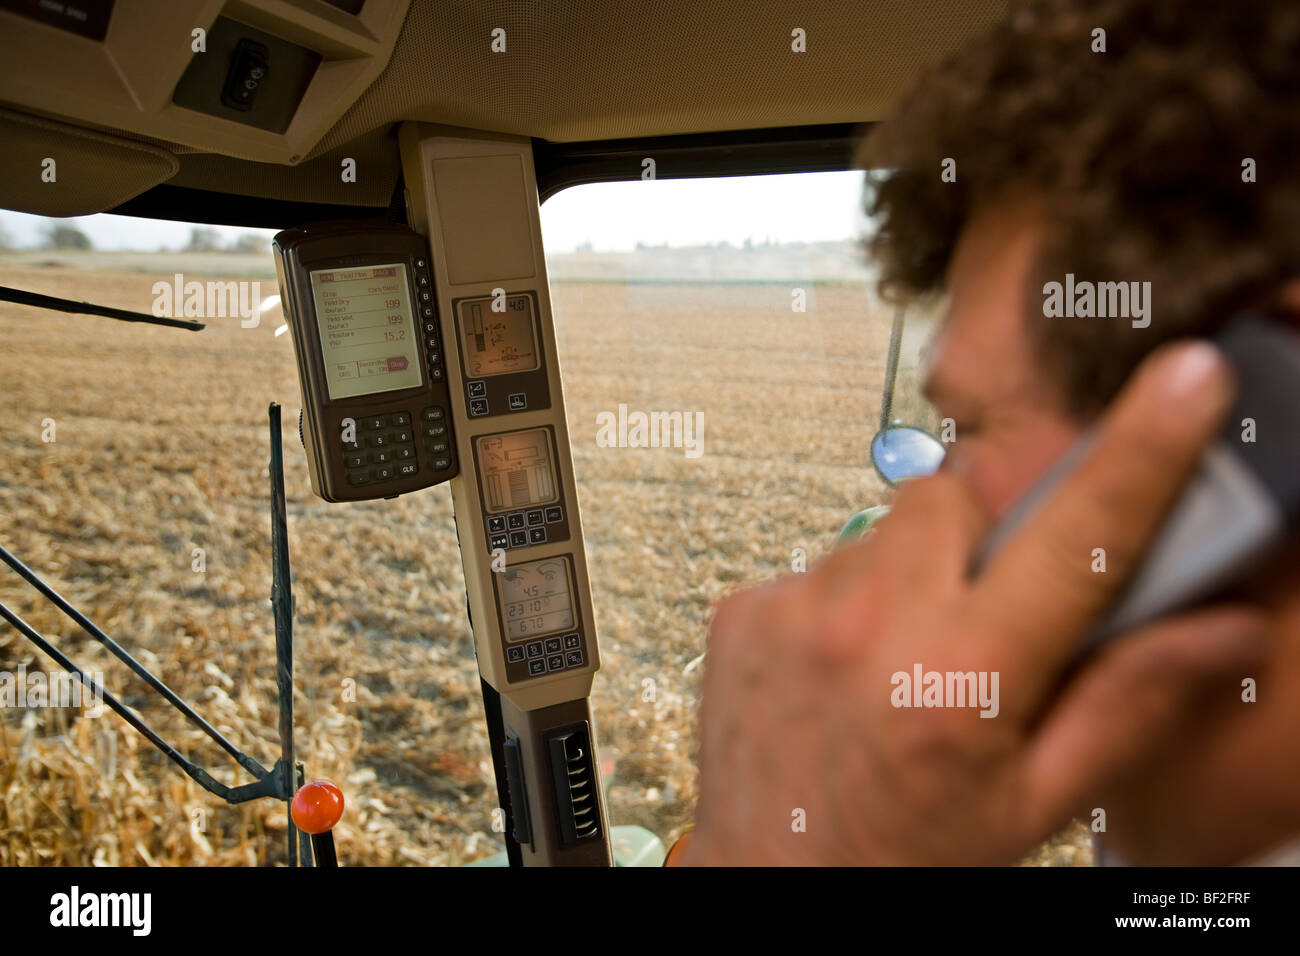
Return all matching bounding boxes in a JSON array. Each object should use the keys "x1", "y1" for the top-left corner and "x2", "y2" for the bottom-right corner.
[{"x1": 0, "y1": 285, "x2": 204, "y2": 331}]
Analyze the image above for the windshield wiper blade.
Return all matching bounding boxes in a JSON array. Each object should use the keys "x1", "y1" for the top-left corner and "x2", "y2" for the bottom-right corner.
[{"x1": 0, "y1": 285, "x2": 204, "y2": 331}]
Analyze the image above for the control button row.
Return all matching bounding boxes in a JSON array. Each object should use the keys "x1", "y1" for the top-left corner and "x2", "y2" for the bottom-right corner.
[
  {"x1": 345, "y1": 445, "x2": 418, "y2": 468},
  {"x1": 342, "y1": 428, "x2": 415, "y2": 452},
  {"x1": 348, "y1": 461, "x2": 419, "y2": 486},
  {"x1": 488, "y1": 526, "x2": 548, "y2": 551},
  {"x1": 488, "y1": 506, "x2": 562, "y2": 537},
  {"x1": 506, "y1": 635, "x2": 584, "y2": 677},
  {"x1": 465, "y1": 381, "x2": 529, "y2": 416},
  {"x1": 420, "y1": 288, "x2": 444, "y2": 382},
  {"x1": 420, "y1": 406, "x2": 453, "y2": 471},
  {"x1": 356, "y1": 412, "x2": 410, "y2": 431}
]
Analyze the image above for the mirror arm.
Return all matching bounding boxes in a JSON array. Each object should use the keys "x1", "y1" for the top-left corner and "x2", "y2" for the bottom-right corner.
[{"x1": 879, "y1": 305, "x2": 905, "y2": 432}]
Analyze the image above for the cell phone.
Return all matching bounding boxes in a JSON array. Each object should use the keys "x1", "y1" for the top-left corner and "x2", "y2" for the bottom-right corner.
[
  {"x1": 971, "y1": 313, "x2": 1300, "y2": 652},
  {"x1": 272, "y1": 220, "x2": 459, "y2": 502}
]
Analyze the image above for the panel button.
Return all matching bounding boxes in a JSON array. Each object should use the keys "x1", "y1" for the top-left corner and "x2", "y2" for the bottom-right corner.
[
  {"x1": 391, "y1": 412, "x2": 411, "y2": 426},
  {"x1": 526, "y1": 641, "x2": 544, "y2": 659},
  {"x1": 375, "y1": 465, "x2": 394, "y2": 481},
  {"x1": 372, "y1": 450, "x2": 391, "y2": 464},
  {"x1": 433, "y1": 457, "x2": 452, "y2": 471},
  {"x1": 563, "y1": 633, "x2": 580, "y2": 650},
  {"x1": 221, "y1": 38, "x2": 270, "y2": 112},
  {"x1": 468, "y1": 398, "x2": 489, "y2": 417},
  {"x1": 393, "y1": 429, "x2": 413, "y2": 444},
  {"x1": 525, "y1": 509, "x2": 544, "y2": 526},
  {"x1": 364, "y1": 416, "x2": 386, "y2": 430},
  {"x1": 424, "y1": 320, "x2": 437, "y2": 334},
  {"x1": 506, "y1": 645, "x2": 525, "y2": 663},
  {"x1": 422, "y1": 307, "x2": 434, "y2": 320},
  {"x1": 467, "y1": 380, "x2": 487, "y2": 398},
  {"x1": 428, "y1": 441, "x2": 449, "y2": 456},
  {"x1": 425, "y1": 337, "x2": 439, "y2": 350},
  {"x1": 370, "y1": 433, "x2": 388, "y2": 447},
  {"x1": 347, "y1": 471, "x2": 370, "y2": 486},
  {"x1": 426, "y1": 351, "x2": 441, "y2": 366},
  {"x1": 415, "y1": 257, "x2": 426, "y2": 269},
  {"x1": 544, "y1": 506, "x2": 564, "y2": 524},
  {"x1": 507, "y1": 512, "x2": 526, "y2": 530},
  {"x1": 423, "y1": 422, "x2": 447, "y2": 438},
  {"x1": 487, "y1": 516, "x2": 507, "y2": 534},
  {"x1": 509, "y1": 530, "x2": 528, "y2": 548},
  {"x1": 546, "y1": 654, "x2": 565, "y2": 672},
  {"x1": 344, "y1": 453, "x2": 365, "y2": 469},
  {"x1": 528, "y1": 527, "x2": 547, "y2": 544},
  {"x1": 489, "y1": 532, "x2": 510, "y2": 550},
  {"x1": 430, "y1": 367, "x2": 444, "y2": 382},
  {"x1": 396, "y1": 446, "x2": 414, "y2": 459},
  {"x1": 398, "y1": 462, "x2": 418, "y2": 477},
  {"x1": 544, "y1": 637, "x2": 562, "y2": 655},
  {"x1": 565, "y1": 650, "x2": 584, "y2": 668},
  {"x1": 528, "y1": 659, "x2": 546, "y2": 677},
  {"x1": 508, "y1": 393, "x2": 527, "y2": 411},
  {"x1": 421, "y1": 407, "x2": 445, "y2": 422}
]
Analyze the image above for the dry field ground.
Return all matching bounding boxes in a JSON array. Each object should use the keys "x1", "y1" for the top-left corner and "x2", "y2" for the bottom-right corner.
[{"x1": 0, "y1": 262, "x2": 1090, "y2": 866}]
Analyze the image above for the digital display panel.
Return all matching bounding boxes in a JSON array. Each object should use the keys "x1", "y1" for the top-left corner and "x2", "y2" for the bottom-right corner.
[
  {"x1": 477, "y1": 428, "x2": 559, "y2": 513},
  {"x1": 498, "y1": 557, "x2": 575, "y2": 641},
  {"x1": 310, "y1": 263, "x2": 422, "y2": 399},
  {"x1": 458, "y1": 295, "x2": 540, "y2": 377}
]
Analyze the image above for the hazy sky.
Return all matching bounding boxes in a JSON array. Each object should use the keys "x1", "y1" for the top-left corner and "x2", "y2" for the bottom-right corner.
[{"x1": 0, "y1": 170, "x2": 868, "y2": 254}]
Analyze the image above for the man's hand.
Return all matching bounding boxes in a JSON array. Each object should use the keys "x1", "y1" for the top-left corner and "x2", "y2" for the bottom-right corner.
[{"x1": 684, "y1": 342, "x2": 1267, "y2": 865}]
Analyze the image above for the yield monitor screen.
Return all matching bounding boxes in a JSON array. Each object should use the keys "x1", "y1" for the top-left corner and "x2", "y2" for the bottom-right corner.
[
  {"x1": 458, "y1": 296, "x2": 540, "y2": 378},
  {"x1": 310, "y1": 263, "x2": 422, "y2": 399},
  {"x1": 477, "y1": 428, "x2": 559, "y2": 513},
  {"x1": 498, "y1": 556, "x2": 575, "y2": 641}
]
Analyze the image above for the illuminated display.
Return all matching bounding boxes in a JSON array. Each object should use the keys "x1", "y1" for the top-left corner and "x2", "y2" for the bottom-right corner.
[
  {"x1": 499, "y1": 557, "x2": 575, "y2": 641},
  {"x1": 310, "y1": 263, "x2": 422, "y2": 399},
  {"x1": 477, "y1": 428, "x2": 559, "y2": 513},
  {"x1": 458, "y1": 295, "x2": 540, "y2": 377}
]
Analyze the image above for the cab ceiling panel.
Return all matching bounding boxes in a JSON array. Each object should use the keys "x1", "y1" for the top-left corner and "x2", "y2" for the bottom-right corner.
[
  {"x1": 308, "y1": 0, "x2": 1007, "y2": 153},
  {"x1": 0, "y1": 0, "x2": 1005, "y2": 218},
  {"x1": 0, "y1": 0, "x2": 411, "y2": 165}
]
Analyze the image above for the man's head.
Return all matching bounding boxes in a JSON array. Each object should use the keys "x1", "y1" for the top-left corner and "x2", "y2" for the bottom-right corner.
[
  {"x1": 864, "y1": 0, "x2": 1300, "y2": 417},
  {"x1": 861, "y1": 0, "x2": 1300, "y2": 863}
]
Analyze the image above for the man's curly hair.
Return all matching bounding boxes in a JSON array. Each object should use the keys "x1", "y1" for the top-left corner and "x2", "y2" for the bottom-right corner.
[{"x1": 861, "y1": 0, "x2": 1300, "y2": 417}]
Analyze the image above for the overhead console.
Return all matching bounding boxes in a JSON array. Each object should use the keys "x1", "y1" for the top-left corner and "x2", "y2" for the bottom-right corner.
[
  {"x1": 0, "y1": 0, "x2": 409, "y2": 164},
  {"x1": 398, "y1": 124, "x2": 613, "y2": 866}
]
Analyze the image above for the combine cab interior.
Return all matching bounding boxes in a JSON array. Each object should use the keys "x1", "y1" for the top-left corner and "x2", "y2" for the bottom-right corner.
[{"x1": 0, "y1": 1, "x2": 1008, "y2": 866}]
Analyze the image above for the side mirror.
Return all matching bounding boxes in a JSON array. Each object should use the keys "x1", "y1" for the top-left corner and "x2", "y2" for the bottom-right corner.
[
  {"x1": 870, "y1": 423, "x2": 945, "y2": 486},
  {"x1": 872, "y1": 306, "x2": 945, "y2": 486}
]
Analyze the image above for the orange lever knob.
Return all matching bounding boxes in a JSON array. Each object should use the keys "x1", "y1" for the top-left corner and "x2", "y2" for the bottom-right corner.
[{"x1": 291, "y1": 779, "x2": 344, "y2": 834}]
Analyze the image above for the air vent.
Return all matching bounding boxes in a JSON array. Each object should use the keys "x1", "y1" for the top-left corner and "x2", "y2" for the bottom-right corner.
[{"x1": 547, "y1": 724, "x2": 601, "y2": 845}]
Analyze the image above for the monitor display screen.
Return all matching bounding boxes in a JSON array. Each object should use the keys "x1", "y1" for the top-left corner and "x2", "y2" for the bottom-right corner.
[
  {"x1": 477, "y1": 428, "x2": 559, "y2": 513},
  {"x1": 498, "y1": 557, "x2": 575, "y2": 641},
  {"x1": 457, "y1": 295, "x2": 540, "y2": 378},
  {"x1": 310, "y1": 263, "x2": 422, "y2": 399}
]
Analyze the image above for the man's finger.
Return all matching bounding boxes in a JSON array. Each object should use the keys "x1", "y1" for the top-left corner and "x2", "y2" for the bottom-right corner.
[
  {"x1": 1014, "y1": 604, "x2": 1266, "y2": 837},
  {"x1": 971, "y1": 341, "x2": 1234, "y2": 706}
]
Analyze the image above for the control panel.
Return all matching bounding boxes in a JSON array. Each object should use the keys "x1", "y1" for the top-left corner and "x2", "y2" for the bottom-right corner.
[
  {"x1": 454, "y1": 291, "x2": 552, "y2": 419},
  {"x1": 400, "y1": 124, "x2": 612, "y2": 865},
  {"x1": 272, "y1": 221, "x2": 458, "y2": 502}
]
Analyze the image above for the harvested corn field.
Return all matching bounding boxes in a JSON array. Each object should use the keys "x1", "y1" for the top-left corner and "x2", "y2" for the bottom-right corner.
[{"x1": 0, "y1": 260, "x2": 1091, "y2": 866}]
